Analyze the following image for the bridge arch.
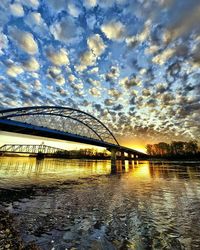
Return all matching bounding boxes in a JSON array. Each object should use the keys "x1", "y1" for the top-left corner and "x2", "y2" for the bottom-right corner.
[{"x1": 0, "y1": 106, "x2": 119, "y2": 145}]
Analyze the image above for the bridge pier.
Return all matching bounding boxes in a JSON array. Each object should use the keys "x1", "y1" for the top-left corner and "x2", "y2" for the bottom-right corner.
[
  {"x1": 110, "y1": 148, "x2": 117, "y2": 173},
  {"x1": 121, "y1": 151, "x2": 125, "y2": 170},
  {"x1": 128, "y1": 153, "x2": 133, "y2": 168}
]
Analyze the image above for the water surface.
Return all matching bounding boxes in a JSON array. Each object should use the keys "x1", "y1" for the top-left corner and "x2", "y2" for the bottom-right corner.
[{"x1": 0, "y1": 157, "x2": 200, "y2": 249}]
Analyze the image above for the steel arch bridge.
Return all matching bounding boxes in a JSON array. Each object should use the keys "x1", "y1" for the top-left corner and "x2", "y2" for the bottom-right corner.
[
  {"x1": 0, "y1": 106, "x2": 147, "y2": 163},
  {"x1": 0, "y1": 106, "x2": 118, "y2": 146}
]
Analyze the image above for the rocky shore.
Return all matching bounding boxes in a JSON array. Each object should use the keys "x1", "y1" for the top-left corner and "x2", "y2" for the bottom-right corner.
[{"x1": 0, "y1": 210, "x2": 40, "y2": 250}]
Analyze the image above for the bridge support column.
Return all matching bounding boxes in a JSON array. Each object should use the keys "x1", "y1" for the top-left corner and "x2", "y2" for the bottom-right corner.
[
  {"x1": 121, "y1": 151, "x2": 125, "y2": 170},
  {"x1": 128, "y1": 152, "x2": 132, "y2": 160},
  {"x1": 110, "y1": 148, "x2": 117, "y2": 173},
  {"x1": 128, "y1": 153, "x2": 133, "y2": 168}
]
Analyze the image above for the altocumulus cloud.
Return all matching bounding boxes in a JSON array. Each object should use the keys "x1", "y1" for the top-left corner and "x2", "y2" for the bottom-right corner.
[
  {"x1": 46, "y1": 48, "x2": 69, "y2": 66},
  {"x1": 50, "y1": 16, "x2": 83, "y2": 44},
  {"x1": 0, "y1": 0, "x2": 200, "y2": 145},
  {"x1": 22, "y1": 57, "x2": 40, "y2": 72},
  {"x1": 9, "y1": 3, "x2": 24, "y2": 17},
  {"x1": 8, "y1": 26, "x2": 38, "y2": 55},
  {"x1": 101, "y1": 20, "x2": 126, "y2": 41}
]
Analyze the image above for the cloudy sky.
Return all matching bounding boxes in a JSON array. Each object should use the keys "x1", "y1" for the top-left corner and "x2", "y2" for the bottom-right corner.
[{"x1": 0, "y1": 0, "x2": 200, "y2": 151}]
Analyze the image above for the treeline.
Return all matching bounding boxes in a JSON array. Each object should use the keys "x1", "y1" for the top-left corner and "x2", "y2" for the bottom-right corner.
[
  {"x1": 52, "y1": 148, "x2": 109, "y2": 159},
  {"x1": 146, "y1": 140, "x2": 200, "y2": 159}
]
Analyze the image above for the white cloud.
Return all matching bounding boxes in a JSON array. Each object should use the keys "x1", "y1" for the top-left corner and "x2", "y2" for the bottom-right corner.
[
  {"x1": 89, "y1": 87, "x2": 101, "y2": 97},
  {"x1": 71, "y1": 82, "x2": 84, "y2": 90},
  {"x1": 47, "y1": 66, "x2": 62, "y2": 78},
  {"x1": 87, "y1": 34, "x2": 106, "y2": 57},
  {"x1": 9, "y1": 26, "x2": 38, "y2": 55},
  {"x1": 83, "y1": 0, "x2": 97, "y2": 8},
  {"x1": 50, "y1": 16, "x2": 83, "y2": 44},
  {"x1": 67, "y1": 3, "x2": 81, "y2": 18},
  {"x1": 106, "y1": 66, "x2": 120, "y2": 81},
  {"x1": 142, "y1": 88, "x2": 151, "y2": 96},
  {"x1": 87, "y1": 78, "x2": 101, "y2": 87},
  {"x1": 25, "y1": 12, "x2": 49, "y2": 37},
  {"x1": 75, "y1": 64, "x2": 88, "y2": 72},
  {"x1": 25, "y1": 11, "x2": 43, "y2": 26},
  {"x1": 120, "y1": 76, "x2": 141, "y2": 89},
  {"x1": 0, "y1": 33, "x2": 8, "y2": 55},
  {"x1": 145, "y1": 45, "x2": 160, "y2": 55},
  {"x1": 76, "y1": 34, "x2": 106, "y2": 72},
  {"x1": 28, "y1": 12, "x2": 42, "y2": 25},
  {"x1": 137, "y1": 20, "x2": 151, "y2": 43},
  {"x1": 23, "y1": 57, "x2": 40, "y2": 72},
  {"x1": 125, "y1": 36, "x2": 137, "y2": 47},
  {"x1": 88, "y1": 67, "x2": 99, "y2": 74},
  {"x1": 126, "y1": 20, "x2": 151, "y2": 47},
  {"x1": 47, "y1": 48, "x2": 69, "y2": 66},
  {"x1": 57, "y1": 88, "x2": 69, "y2": 96},
  {"x1": 31, "y1": 72, "x2": 39, "y2": 78},
  {"x1": 10, "y1": 3, "x2": 24, "y2": 17},
  {"x1": 55, "y1": 75, "x2": 65, "y2": 86},
  {"x1": 139, "y1": 68, "x2": 147, "y2": 75},
  {"x1": 152, "y1": 48, "x2": 175, "y2": 65},
  {"x1": 104, "y1": 98, "x2": 115, "y2": 106},
  {"x1": 7, "y1": 64, "x2": 24, "y2": 77},
  {"x1": 101, "y1": 20, "x2": 126, "y2": 41},
  {"x1": 86, "y1": 15, "x2": 97, "y2": 30},
  {"x1": 108, "y1": 88, "x2": 121, "y2": 100},
  {"x1": 79, "y1": 50, "x2": 96, "y2": 70},
  {"x1": 34, "y1": 79, "x2": 42, "y2": 90},
  {"x1": 68, "y1": 74, "x2": 76, "y2": 83}
]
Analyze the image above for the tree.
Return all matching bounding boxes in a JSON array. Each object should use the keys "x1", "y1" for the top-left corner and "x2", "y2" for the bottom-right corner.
[
  {"x1": 185, "y1": 140, "x2": 198, "y2": 154},
  {"x1": 157, "y1": 142, "x2": 170, "y2": 156},
  {"x1": 146, "y1": 144, "x2": 153, "y2": 155},
  {"x1": 171, "y1": 141, "x2": 185, "y2": 155}
]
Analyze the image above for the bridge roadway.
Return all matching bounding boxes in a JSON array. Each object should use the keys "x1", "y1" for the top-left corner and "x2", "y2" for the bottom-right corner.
[{"x1": 0, "y1": 106, "x2": 148, "y2": 170}]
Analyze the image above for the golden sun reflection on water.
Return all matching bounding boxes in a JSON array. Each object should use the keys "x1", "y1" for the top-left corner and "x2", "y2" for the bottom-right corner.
[
  {"x1": 0, "y1": 157, "x2": 111, "y2": 188},
  {"x1": 1, "y1": 157, "x2": 200, "y2": 189},
  {"x1": 1, "y1": 157, "x2": 200, "y2": 249},
  {"x1": 130, "y1": 161, "x2": 150, "y2": 179}
]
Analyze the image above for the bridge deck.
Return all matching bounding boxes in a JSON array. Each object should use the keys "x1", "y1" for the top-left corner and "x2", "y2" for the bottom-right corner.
[{"x1": 0, "y1": 118, "x2": 147, "y2": 156}]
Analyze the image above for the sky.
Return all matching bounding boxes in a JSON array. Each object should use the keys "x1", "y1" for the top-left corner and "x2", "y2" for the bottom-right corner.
[{"x1": 0, "y1": 0, "x2": 200, "y2": 152}]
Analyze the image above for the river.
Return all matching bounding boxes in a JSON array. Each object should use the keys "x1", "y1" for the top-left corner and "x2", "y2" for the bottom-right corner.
[{"x1": 0, "y1": 157, "x2": 200, "y2": 249}]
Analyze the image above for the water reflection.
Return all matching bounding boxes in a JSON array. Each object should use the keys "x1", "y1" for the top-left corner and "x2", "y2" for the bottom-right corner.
[
  {"x1": 1, "y1": 158, "x2": 200, "y2": 249},
  {"x1": 0, "y1": 157, "x2": 112, "y2": 188},
  {"x1": 1, "y1": 157, "x2": 200, "y2": 188}
]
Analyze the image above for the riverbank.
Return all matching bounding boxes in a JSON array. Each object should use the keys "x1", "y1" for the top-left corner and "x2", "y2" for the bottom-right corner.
[
  {"x1": 0, "y1": 209, "x2": 40, "y2": 250},
  {"x1": 0, "y1": 178, "x2": 97, "y2": 250}
]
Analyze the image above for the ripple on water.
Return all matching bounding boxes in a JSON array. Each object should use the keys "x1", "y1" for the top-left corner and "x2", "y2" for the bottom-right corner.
[{"x1": 1, "y1": 158, "x2": 200, "y2": 249}]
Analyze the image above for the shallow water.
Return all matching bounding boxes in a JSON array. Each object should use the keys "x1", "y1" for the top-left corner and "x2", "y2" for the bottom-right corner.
[{"x1": 1, "y1": 157, "x2": 200, "y2": 249}]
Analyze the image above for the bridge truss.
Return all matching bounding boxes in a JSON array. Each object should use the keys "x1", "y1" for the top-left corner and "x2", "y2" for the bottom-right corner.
[
  {"x1": 0, "y1": 106, "x2": 119, "y2": 145},
  {"x1": 0, "y1": 144, "x2": 68, "y2": 154}
]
